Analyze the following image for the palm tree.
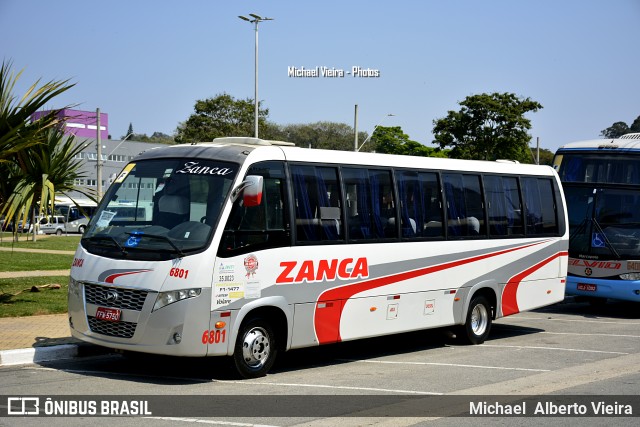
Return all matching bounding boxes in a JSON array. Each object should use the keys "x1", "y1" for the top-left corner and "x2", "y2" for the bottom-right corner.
[
  {"x1": 0, "y1": 60, "x2": 77, "y2": 234},
  {"x1": 2, "y1": 127, "x2": 94, "y2": 233},
  {"x1": 0, "y1": 60, "x2": 74, "y2": 164}
]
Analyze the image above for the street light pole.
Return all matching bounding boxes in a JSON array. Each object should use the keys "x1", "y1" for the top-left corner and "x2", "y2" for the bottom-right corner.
[
  {"x1": 239, "y1": 13, "x2": 273, "y2": 139},
  {"x1": 354, "y1": 104, "x2": 359, "y2": 151},
  {"x1": 356, "y1": 113, "x2": 395, "y2": 152},
  {"x1": 96, "y1": 108, "x2": 103, "y2": 200}
]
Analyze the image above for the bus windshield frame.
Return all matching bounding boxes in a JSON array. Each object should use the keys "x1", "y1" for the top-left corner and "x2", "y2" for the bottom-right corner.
[
  {"x1": 81, "y1": 158, "x2": 238, "y2": 261},
  {"x1": 555, "y1": 151, "x2": 640, "y2": 185}
]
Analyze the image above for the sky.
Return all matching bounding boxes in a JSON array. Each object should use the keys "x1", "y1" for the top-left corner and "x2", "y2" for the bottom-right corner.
[{"x1": 1, "y1": 0, "x2": 639, "y2": 152}]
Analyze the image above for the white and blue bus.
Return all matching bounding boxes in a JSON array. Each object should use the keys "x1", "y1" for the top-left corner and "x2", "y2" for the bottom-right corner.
[
  {"x1": 553, "y1": 132, "x2": 640, "y2": 303},
  {"x1": 69, "y1": 137, "x2": 568, "y2": 378},
  {"x1": 54, "y1": 197, "x2": 98, "y2": 234}
]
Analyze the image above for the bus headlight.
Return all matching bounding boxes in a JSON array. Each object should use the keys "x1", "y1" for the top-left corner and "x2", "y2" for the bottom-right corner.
[
  {"x1": 153, "y1": 288, "x2": 201, "y2": 311},
  {"x1": 69, "y1": 277, "x2": 81, "y2": 298},
  {"x1": 619, "y1": 273, "x2": 640, "y2": 281}
]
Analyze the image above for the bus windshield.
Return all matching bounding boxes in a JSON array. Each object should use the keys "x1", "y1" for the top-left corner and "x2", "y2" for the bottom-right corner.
[
  {"x1": 564, "y1": 186, "x2": 640, "y2": 259},
  {"x1": 82, "y1": 158, "x2": 238, "y2": 260},
  {"x1": 556, "y1": 152, "x2": 640, "y2": 185}
]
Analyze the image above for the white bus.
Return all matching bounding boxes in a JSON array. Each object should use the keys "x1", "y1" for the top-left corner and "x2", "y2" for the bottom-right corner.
[
  {"x1": 68, "y1": 137, "x2": 568, "y2": 378},
  {"x1": 54, "y1": 197, "x2": 98, "y2": 234}
]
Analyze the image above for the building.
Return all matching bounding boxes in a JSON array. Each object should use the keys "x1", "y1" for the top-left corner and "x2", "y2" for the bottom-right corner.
[
  {"x1": 34, "y1": 108, "x2": 167, "y2": 201},
  {"x1": 32, "y1": 108, "x2": 109, "y2": 140}
]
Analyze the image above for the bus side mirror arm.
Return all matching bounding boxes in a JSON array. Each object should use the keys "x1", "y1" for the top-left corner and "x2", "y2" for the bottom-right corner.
[{"x1": 231, "y1": 175, "x2": 263, "y2": 207}]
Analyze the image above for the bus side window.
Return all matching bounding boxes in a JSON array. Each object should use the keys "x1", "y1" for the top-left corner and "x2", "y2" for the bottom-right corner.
[
  {"x1": 420, "y1": 172, "x2": 444, "y2": 237},
  {"x1": 291, "y1": 164, "x2": 343, "y2": 243},
  {"x1": 443, "y1": 173, "x2": 486, "y2": 237},
  {"x1": 396, "y1": 170, "x2": 444, "y2": 239},
  {"x1": 484, "y1": 175, "x2": 523, "y2": 236},
  {"x1": 396, "y1": 171, "x2": 419, "y2": 238},
  {"x1": 522, "y1": 177, "x2": 558, "y2": 235},
  {"x1": 342, "y1": 168, "x2": 396, "y2": 241},
  {"x1": 218, "y1": 161, "x2": 289, "y2": 257}
]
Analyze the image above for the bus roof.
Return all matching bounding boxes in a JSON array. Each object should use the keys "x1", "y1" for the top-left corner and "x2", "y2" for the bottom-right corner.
[
  {"x1": 135, "y1": 137, "x2": 556, "y2": 177},
  {"x1": 557, "y1": 133, "x2": 640, "y2": 152},
  {"x1": 54, "y1": 196, "x2": 97, "y2": 206}
]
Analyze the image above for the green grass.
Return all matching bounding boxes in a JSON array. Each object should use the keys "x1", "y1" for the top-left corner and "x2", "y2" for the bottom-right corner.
[
  {"x1": 0, "y1": 238, "x2": 76, "y2": 316},
  {"x1": 0, "y1": 251, "x2": 74, "y2": 272},
  {"x1": 0, "y1": 276, "x2": 69, "y2": 317},
  {"x1": 0, "y1": 233, "x2": 81, "y2": 252}
]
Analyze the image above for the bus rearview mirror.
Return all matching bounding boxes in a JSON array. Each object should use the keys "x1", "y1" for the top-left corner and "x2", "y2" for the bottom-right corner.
[{"x1": 232, "y1": 175, "x2": 263, "y2": 207}]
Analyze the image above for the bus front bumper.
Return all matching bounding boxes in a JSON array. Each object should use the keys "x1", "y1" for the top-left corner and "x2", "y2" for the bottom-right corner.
[
  {"x1": 68, "y1": 286, "x2": 213, "y2": 357},
  {"x1": 565, "y1": 276, "x2": 640, "y2": 302}
]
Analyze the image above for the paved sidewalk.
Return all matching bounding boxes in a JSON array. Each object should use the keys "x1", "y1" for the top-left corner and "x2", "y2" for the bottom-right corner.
[
  {"x1": 0, "y1": 246, "x2": 76, "y2": 255},
  {"x1": 0, "y1": 313, "x2": 109, "y2": 367},
  {"x1": 0, "y1": 313, "x2": 77, "y2": 351},
  {"x1": 0, "y1": 269, "x2": 70, "y2": 279}
]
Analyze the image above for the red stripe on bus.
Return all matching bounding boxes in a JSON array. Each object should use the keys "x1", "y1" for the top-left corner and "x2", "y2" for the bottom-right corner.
[
  {"x1": 104, "y1": 269, "x2": 152, "y2": 283},
  {"x1": 501, "y1": 251, "x2": 568, "y2": 316},
  {"x1": 313, "y1": 241, "x2": 551, "y2": 344}
]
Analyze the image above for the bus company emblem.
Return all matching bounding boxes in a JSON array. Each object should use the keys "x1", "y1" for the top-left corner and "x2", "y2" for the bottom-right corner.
[
  {"x1": 244, "y1": 254, "x2": 259, "y2": 278},
  {"x1": 276, "y1": 257, "x2": 369, "y2": 284},
  {"x1": 569, "y1": 259, "x2": 622, "y2": 270},
  {"x1": 176, "y1": 161, "x2": 234, "y2": 176},
  {"x1": 585, "y1": 268, "x2": 592, "y2": 276},
  {"x1": 104, "y1": 290, "x2": 119, "y2": 304}
]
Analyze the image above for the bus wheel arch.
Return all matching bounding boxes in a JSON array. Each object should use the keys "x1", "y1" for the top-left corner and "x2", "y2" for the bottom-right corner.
[
  {"x1": 457, "y1": 287, "x2": 496, "y2": 345},
  {"x1": 232, "y1": 306, "x2": 288, "y2": 378}
]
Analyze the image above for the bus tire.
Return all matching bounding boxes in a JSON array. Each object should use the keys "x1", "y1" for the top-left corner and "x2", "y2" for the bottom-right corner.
[
  {"x1": 458, "y1": 295, "x2": 492, "y2": 345},
  {"x1": 233, "y1": 316, "x2": 277, "y2": 379}
]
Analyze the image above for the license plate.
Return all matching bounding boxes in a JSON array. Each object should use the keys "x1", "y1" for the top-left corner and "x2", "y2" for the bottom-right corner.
[
  {"x1": 95, "y1": 307, "x2": 121, "y2": 322},
  {"x1": 577, "y1": 283, "x2": 597, "y2": 292}
]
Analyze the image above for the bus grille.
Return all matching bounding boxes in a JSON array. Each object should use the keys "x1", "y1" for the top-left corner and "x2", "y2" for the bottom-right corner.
[
  {"x1": 84, "y1": 283, "x2": 148, "y2": 311},
  {"x1": 87, "y1": 317, "x2": 137, "y2": 339}
]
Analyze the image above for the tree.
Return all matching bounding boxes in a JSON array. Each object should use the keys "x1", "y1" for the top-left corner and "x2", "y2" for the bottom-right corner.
[
  {"x1": 0, "y1": 60, "x2": 89, "y2": 237},
  {"x1": 0, "y1": 60, "x2": 74, "y2": 165},
  {"x1": 601, "y1": 115, "x2": 640, "y2": 138},
  {"x1": 2, "y1": 127, "x2": 92, "y2": 236},
  {"x1": 529, "y1": 147, "x2": 555, "y2": 166},
  {"x1": 175, "y1": 93, "x2": 271, "y2": 143},
  {"x1": 124, "y1": 130, "x2": 174, "y2": 144},
  {"x1": 122, "y1": 122, "x2": 134, "y2": 139},
  {"x1": 432, "y1": 92, "x2": 542, "y2": 162},
  {"x1": 601, "y1": 121, "x2": 630, "y2": 139},
  {"x1": 373, "y1": 126, "x2": 448, "y2": 157},
  {"x1": 274, "y1": 121, "x2": 367, "y2": 151}
]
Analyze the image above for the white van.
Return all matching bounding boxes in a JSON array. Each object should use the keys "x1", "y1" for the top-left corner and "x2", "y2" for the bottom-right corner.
[{"x1": 39, "y1": 216, "x2": 67, "y2": 235}]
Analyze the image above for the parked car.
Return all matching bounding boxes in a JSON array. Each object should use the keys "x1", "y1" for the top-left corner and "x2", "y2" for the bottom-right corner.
[
  {"x1": 41, "y1": 216, "x2": 67, "y2": 235},
  {"x1": 26, "y1": 216, "x2": 67, "y2": 235}
]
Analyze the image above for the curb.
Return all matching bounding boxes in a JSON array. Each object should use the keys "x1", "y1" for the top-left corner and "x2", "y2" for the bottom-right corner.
[{"x1": 0, "y1": 343, "x2": 113, "y2": 367}]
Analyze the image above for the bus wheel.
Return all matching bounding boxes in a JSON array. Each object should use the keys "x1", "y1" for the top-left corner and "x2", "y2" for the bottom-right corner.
[
  {"x1": 78, "y1": 225, "x2": 86, "y2": 234},
  {"x1": 458, "y1": 296, "x2": 492, "y2": 345},
  {"x1": 233, "y1": 317, "x2": 277, "y2": 379}
]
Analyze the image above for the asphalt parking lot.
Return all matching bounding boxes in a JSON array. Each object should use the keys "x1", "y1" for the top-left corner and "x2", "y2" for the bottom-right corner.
[{"x1": 1, "y1": 297, "x2": 638, "y2": 426}]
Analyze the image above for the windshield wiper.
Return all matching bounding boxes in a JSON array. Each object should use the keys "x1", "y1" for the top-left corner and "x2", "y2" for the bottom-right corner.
[
  {"x1": 125, "y1": 232, "x2": 185, "y2": 257},
  {"x1": 85, "y1": 235, "x2": 128, "y2": 255}
]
